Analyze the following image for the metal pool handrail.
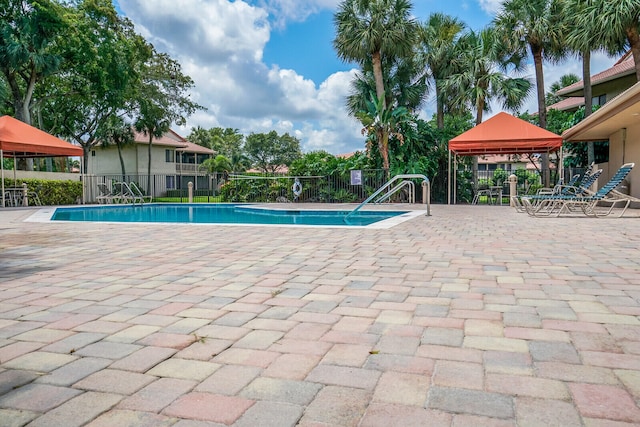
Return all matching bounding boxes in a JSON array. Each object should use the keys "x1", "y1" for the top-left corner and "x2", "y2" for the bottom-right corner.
[{"x1": 346, "y1": 174, "x2": 431, "y2": 220}]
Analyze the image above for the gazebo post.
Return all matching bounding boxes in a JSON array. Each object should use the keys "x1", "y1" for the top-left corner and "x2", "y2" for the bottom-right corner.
[
  {"x1": 454, "y1": 154, "x2": 457, "y2": 204},
  {"x1": 1, "y1": 149, "x2": 4, "y2": 207},
  {"x1": 448, "y1": 149, "x2": 451, "y2": 205}
]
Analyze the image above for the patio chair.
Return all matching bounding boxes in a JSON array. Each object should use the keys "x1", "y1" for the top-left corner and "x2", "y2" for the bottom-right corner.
[
  {"x1": 96, "y1": 183, "x2": 118, "y2": 204},
  {"x1": 129, "y1": 182, "x2": 152, "y2": 203},
  {"x1": 536, "y1": 173, "x2": 581, "y2": 196},
  {"x1": 472, "y1": 184, "x2": 491, "y2": 205},
  {"x1": 27, "y1": 191, "x2": 41, "y2": 206},
  {"x1": 113, "y1": 182, "x2": 144, "y2": 205},
  {"x1": 522, "y1": 163, "x2": 634, "y2": 217},
  {"x1": 513, "y1": 170, "x2": 602, "y2": 214}
]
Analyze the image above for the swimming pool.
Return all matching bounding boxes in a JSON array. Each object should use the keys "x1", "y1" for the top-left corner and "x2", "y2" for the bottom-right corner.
[{"x1": 46, "y1": 204, "x2": 423, "y2": 228}]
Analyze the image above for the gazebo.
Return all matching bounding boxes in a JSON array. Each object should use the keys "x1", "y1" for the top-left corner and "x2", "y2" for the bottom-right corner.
[
  {"x1": 448, "y1": 112, "x2": 563, "y2": 204},
  {"x1": 1, "y1": 115, "x2": 83, "y2": 206}
]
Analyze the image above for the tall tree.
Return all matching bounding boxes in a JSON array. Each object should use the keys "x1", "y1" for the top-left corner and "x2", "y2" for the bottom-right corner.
[
  {"x1": 579, "y1": 0, "x2": 640, "y2": 81},
  {"x1": 333, "y1": 0, "x2": 417, "y2": 107},
  {"x1": 0, "y1": 0, "x2": 66, "y2": 124},
  {"x1": 244, "y1": 131, "x2": 302, "y2": 174},
  {"x1": 346, "y1": 54, "x2": 427, "y2": 170},
  {"x1": 419, "y1": 13, "x2": 466, "y2": 129},
  {"x1": 97, "y1": 115, "x2": 134, "y2": 181},
  {"x1": 188, "y1": 126, "x2": 213, "y2": 149},
  {"x1": 346, "y1": 54, "x2": 428, "y2": 117},
  {"x1": 356, "y1": 91, "x2": 411, "y2": 173},
  {"x1": 443, "y1": 26, "x2": 532, "y2": 190},
  {"x1": 333, "y1": 0, "x2": 417, "y2": 170},
  {"x1": 134, "y1": 50, "x2": 202, "y2": 191},
  {"x1": 444, "y1": 27, "x2": 532, "y2": 126},
  {"x1": 41, "y1": 0, "x2": 151, "y2": 173},
  {"x1": 563, "y1": 0, "x2": 609, "y2": 165},
  {"x1": 494, "y1": 0, "x2": 566, "y2": 186},
  {"x1": 545, "y1": 74, "x2": 579, "y2": 106}
]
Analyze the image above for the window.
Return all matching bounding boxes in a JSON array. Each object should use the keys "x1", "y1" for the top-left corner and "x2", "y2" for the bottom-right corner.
[
  {"x1": 592, "y1": 94, "x2": 606, "y2": 106},
  {"x1": 165, "y1": 149, "x2": 175, "y2": 163},
  {"x1": 166, "y1": 176, "x2": 175, "y2": 189}
]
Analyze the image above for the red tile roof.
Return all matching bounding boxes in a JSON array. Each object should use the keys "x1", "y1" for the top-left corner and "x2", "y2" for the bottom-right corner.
[
  {"x1": 131, "y1": 129, "x2": 212, "y2": 154},
  {"x1": 177, "y1": 141, "x2": 214, "y2": 154},
  {"x1": 133, "y1": 129, "x2": 188, "y2": 147},
  {"x1": 557, "y1": 52, "x2": 635, "y2": 95},
  {"x1": 547, "y1": 97, "x2": 585, "y2": 111}
]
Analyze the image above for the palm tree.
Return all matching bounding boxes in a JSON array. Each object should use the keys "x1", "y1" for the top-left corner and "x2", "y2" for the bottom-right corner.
[
  {"x1": 200, "y1": 154, "x2": 232, "y2": 195},
  {"x1": 333, "y1": 0, "x2": 417, "y2": 108},
  {"x1": 188, "y1": 126, "x2": 213, "y2": 149},
  {"x1": 333, "y1": 0, "x2": 417, "y2": 171},
  {"x1": 98, "y1": 115, "x2": 135, "y2": 182},
  {"x1": 445, "y1": 27, "x2": 532, "y2": 126},
  {"x1": 134, "y1": 100, "x2": 170, "y2": 193},
  {"x1": 562, "y1": 0, "x2": 619, "y2": 165},
  {"x1": 419, "y1": 13, "x2": 466, "y2": 129},
  {"x1": 578, "y1": 0, "x2": 640, "y2": 81},
  {"x1": 443, "y1": 27, "x2": 532, "y2": 189},
  {"x1": 545, "y1": 74, "x2": 579, "y2": 106},
  {"x1": 494, "y1": 0, "x2": 566, "y2": 186},
  {"x1": 356, "y1": 91, "x2": 411, "y2": 172},
  {"x1": 346, "y1": 54, "x2": 428, "y2": 118}
]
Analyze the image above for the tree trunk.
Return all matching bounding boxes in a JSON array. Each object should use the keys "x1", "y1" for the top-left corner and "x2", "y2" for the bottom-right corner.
[
  {"x1": 83, "y1": 146, "x2": 90, "y2": 176},
  {"x1": 531, "y1": 44, "x2": 549, "y2": 186},
  {"x1": 371, "y1": 50, "x2": 386, "y2": 108},
  {"x1": 583, "y1": 51, "x2": 595, "y2": 166},
  {"x1": 378, "y1": 128, "x2": 390, "y2": 172},
  {"x1": 473, "y1": 100, "x2": 484, "y2": 194},
  {"x1": 436, "y1": 83, "x2": 444, "y2": 129},
  {"x1": 117, "y1": 144, "x2": 126, "y2": 182},
  {"x1": 626, "y1": 26, "x2": 640, "y2": 82},
  {"x1": 147, "y1": 134, "x2": 152, "y2": 191},
  {"x1": 5, "y1": 73, "x2": 28, "y2": 124}
]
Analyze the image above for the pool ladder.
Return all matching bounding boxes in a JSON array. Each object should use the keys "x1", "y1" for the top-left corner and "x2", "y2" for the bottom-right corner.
[{"x1": 345, "y1": 174, "x2": 431, "y2": 221}]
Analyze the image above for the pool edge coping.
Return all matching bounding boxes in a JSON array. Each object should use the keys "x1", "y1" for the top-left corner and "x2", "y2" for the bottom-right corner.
[{"x1": 24, "y1": 204, "x2": 428, "y2": 229}]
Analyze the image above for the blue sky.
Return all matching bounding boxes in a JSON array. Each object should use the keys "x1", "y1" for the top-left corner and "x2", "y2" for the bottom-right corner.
[{"x1": 115, "y1": 0, "x2": 614, "y2": 155}]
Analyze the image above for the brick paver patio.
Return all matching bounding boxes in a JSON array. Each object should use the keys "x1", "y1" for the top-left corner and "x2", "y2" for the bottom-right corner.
[{"x1": 1, "y1": 204, "x2": 640, "y2": 426}]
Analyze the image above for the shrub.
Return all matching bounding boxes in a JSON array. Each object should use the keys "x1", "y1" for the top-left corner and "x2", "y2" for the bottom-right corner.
[{"x1": 2, "y1": 178, "x2": 82, "y2": 205}]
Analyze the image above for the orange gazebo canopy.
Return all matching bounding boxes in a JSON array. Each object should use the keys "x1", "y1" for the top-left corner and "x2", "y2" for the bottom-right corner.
[
  {"x1": 449, "y1": 112, "x2": 562, "y2": 156},
  {"x1": 0, "y1": 115, "x2": 83, "y2": 157}
]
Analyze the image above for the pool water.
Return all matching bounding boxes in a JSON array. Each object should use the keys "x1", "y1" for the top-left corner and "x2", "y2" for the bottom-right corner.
[{"x1": 50, "y1": 204, "x2": 410, "y2": 227}]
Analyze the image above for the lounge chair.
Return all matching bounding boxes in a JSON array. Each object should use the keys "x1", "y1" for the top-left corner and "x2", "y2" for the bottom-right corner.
[
  {"x1": 522, "y1": 163, "x2": 634, "y2": 217},
  {"x1": 129, "y1": 182, "x2": 152, "y2": 203},
  {"x1": 97, "y1": 183, "x2": 119, "y2": 204},
  {"x1": 113, "y1": 182, "x2": 144, "y2": 205},
  {"x1": 536, "y1": 173, "x2": 581, "y2": 196},
  {"x1": 513, "y1": 170, "x2": 602, "y2": 214}
]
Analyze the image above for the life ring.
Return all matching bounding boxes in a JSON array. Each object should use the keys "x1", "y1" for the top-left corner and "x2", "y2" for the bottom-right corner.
[{"x1": 292, "y1": 178, "x2": 302, "y2": 199}]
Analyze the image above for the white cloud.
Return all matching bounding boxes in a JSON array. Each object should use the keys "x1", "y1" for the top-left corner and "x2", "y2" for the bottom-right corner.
[
  {"x1": 118, "y1": 0, "x2": 365, "y2": 155},
  {"x1": 256, "y1": 0, "x2": 339, "y2": 25},
  {"x1": 477, "y1": 0, "x2": 504, "y2": 15}
]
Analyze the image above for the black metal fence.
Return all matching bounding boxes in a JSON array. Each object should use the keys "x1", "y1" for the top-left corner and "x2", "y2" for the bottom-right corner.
[
  {"x1": 454, "y1": 166, "x2": 590, "y2": 204},
  {"x1": 86, "y1": 170, "x2": 401, "y2": 204},
  {"x1": 84, "y1": 166, "x2": 589, "y2": 205}
]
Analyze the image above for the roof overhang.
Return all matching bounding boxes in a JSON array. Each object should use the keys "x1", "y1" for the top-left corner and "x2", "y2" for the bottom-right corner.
[{"x1": 563, "y1": 82, "x2": 640, "y2": 142}]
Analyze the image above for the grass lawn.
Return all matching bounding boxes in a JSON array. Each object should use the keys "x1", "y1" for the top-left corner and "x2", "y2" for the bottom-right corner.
[{"x1": 154, "y1": 196, "x2": 223, "y2": 203}]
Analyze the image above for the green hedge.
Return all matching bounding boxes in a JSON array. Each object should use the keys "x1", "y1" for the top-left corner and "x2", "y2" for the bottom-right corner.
[{"x1": 2, "y1": 178, "x2": 82, "y2": 206}]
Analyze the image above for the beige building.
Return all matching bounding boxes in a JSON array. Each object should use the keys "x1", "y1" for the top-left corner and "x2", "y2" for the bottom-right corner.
[
  {"x1": 87, "y1": 129, "x2": 213, "y2": 199},
  {"x1": 563, "y1": 81, "x2": 640, "y2": 198},
  {"x1": 552, "y1": 52, "x2": 637, "y2": 112}
]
